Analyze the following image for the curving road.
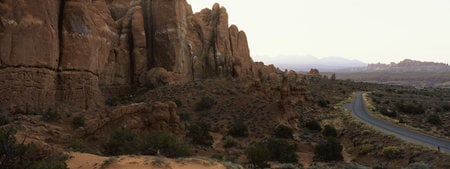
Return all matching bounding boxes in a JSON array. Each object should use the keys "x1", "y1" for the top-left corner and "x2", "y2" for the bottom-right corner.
[{"x1": 345, "y1": 92, "x2": 450, "y2": 153}]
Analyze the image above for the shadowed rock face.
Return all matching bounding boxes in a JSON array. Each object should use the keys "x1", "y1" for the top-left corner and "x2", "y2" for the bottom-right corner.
[{"x1": 0, "y1": 0, "x2": 278, "y2": 112}]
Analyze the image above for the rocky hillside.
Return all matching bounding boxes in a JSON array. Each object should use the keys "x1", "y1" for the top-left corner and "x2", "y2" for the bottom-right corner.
[{"x1": 0, "y1": 0, "x2": 278, "y2": 113}]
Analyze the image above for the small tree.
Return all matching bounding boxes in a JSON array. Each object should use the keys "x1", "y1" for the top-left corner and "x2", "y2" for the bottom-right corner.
[
  {"x1": 314, "y1": 137, "x2": 343, "y2": 162},
  {"x1": 143, "y1": 131, "x2": 190, "y2": 157},
  {"x1": 274, "y1": 125, "x2": 294, "y2": 139},
  {"x1": 228, "y1": 120, "x2": 249, "y2": 137},
  {"x1": 195, "y1": 95, "x2": 216, "y2": 111},
  {"x1": 305, "y1": 120, "x2": 322, "y2": 131},
  {"x1": 72, "y1": 115, "x2": 85, "y2": 128},
  {"x1": 427, "y1": 114, "x2": 442, "y2": 126},
  {"x1": 42, "y1": 109, "x2": 61, "y2": 122},
  {"x1": 186, "y1": 121, "x2": 213, "y2": 146},
  {"x1": 246, "y1": 143, "x2": 271, "y2": 169},
  {"x1": 222, "y1": 136, "x2": 237, "y2": 148},
  {"x1": 104, "y1": 129, "x2": 141, "y2": 155},
  {"x1": 267, "y1": 138, "x2": 298, "y2": 163},
  {"x1": 322, "y1": 125, "x2": 337, "y2": 138}
]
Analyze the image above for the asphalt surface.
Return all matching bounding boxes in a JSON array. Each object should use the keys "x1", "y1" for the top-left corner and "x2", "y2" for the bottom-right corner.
[{"x1": 345, "y1": 92, "x2": 450, "y2": 153}]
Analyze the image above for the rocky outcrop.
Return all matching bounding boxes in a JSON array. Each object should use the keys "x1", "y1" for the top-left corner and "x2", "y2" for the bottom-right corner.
[
  {"x1": 0, "y1": 0, "x2": 279, "y2": 112},
  {"x1": 84, "y1": 101, "x2": 180, "y2": 135}
]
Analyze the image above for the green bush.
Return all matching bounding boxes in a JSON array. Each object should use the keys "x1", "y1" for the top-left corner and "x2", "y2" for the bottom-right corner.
[
  {"x1": 266, "y1": 138, "x2": 298, "y2": 163},
  {"x1": 195, "y1": 95, "x2": 216, "y2": 111},
  {"x1": 174, "y1": 100, "x2": 182, "y2": 107},
  {"x1": 274, "y1": 125, "x2": 294, "y2": 139},
  {"x1": 104, "y1": 129, "x2": 142, "y2": 155},
  {"x1": 223, "y1": 136, "x2": 238, "y2": 148},
  {"x1": 69, "y1": 139, "x2": 87, "y2": 152},
  {"x1": 228, "y1": 120, "x2": 249, "y2": 137},
  {"x1": 314, "y1": 137, "x2": 343, "y2": 162},
  {"x1": 382, "y1": 146, "x2": 403, "y2": 159},
  {"x1": 246, "y1": 143, "x2": 271, "y2": 169},
  {"x1": 0, "y1": 128, "x2": 68, "y2": 169},
  {"x1": 42, "y1": 109, "x2": 61, "y2": 122},
  {"x1": 105, "y1": 97, "x2": 118, "y2": 107},
  {"x1": 357, "y1": 144, "x2": 374, "y2": 155},
  {"x1": 72, "y1": 115, "x2": 85, "y2": 128},
  {"x1": 322, "y1": 125, "x2": 337, "y2": 138},
  {"x1": 0, "y1": 114, "x2": 9, "y2": 126},
  {"x1": 395, "y1": 103, "x2": 424, "y2": 114},
  {"x1": 427, "y1": 114, "x2": 442, "y2": 125},
  {"x1": 442, "y1": 104, "x2": 450, "y2": 112},
  {"x1": 142, "y1": 131, "x2": 190, "y2": 157},
  {"x1": 305, "y1": 120, "x2": 322, "y2": 131},
  {"x1": 317, "y1": 99, "x2": 330, "y2": 108},
  {"x1": 186, "y1": 121, "x2": 213, "y2": 146},
  {"x1": 379, "y1": 107, "x2": 396, "y2": 118}
]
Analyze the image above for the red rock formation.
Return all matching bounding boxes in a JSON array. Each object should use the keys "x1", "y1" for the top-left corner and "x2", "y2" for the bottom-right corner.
[
  {"x1": 0, "y1": 0, "x2": 279, "y2": 112},
  {"x1": 84, "y1": 101, "x2": 180, "y2": 135}
]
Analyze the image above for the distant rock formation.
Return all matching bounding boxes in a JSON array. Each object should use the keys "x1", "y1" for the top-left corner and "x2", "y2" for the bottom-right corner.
[
  {"x1": 343, "y1": 59, "x2": 450, "y2": 73},
  {"x1": 0, "y1": 0, "x2": 278, "y2": 112}
]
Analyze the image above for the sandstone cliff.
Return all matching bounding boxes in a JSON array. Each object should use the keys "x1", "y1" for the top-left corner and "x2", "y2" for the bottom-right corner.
[{"x1": 0, "y1": 0, "x2": 278, "y2": 112}]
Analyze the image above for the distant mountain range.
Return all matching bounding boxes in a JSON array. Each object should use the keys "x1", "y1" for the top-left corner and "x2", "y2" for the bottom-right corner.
[
  {"x1": 338, "y1": 59, "x2": 450, "y2": 73},
  {"x1": 255, "y1": 55, "x2": 367, "y2": 72},
  {"x1": 334, "y1": 59, "x2": 450, "y2": 88}
]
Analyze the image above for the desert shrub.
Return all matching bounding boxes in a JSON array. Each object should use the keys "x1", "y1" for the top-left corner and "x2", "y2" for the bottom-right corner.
[
  {"x1": 341, "y1": 163, "x2": 369, "y2": 169},
  {"x1": 274, "y1": 125, "x2": 294, "y2": 139},
  {"x1": 228, "y1": 120, "x2": 249, "y2": 137},
  {"x1": 69, "y1": 139, "x2": 87, "y2": 152},
  {"x1": 307, "y1": 165, "x2": 330, "y2": 169},
  {"x1": 427, "y1": 114, "x2": 442, "y2": 125},
  {"x1": 277, "y1": 163, "x2": 304, "y2": 169},
  {"x1": 223, "y1": 136, "x2": 238, "y2": 148},
  {"x1": 322, "y1": 125, "x2": 337, "y2": 138},
  {"x1": 0, "y1": 128, "x2": 68, "y2": 169},
  {"x1": 305, "y1": 120, "x2": 322, "y2": 131},
  {"x1": 72, "y1": 115, "x2": 85, "y2": 128},
  {"x1": 317, "y1": 99, "x2": 330, "y2": 108},
  {"x1": 42, "y1": 109, "x2": 61, "y2": 122},
  {"x1": 104, "y1": 129, "x2": 141, "y2": 155},
  {"x1": 266, "y1": 138, "x2": 298, "y2": 163},
  {"x1": 246, "y1": 143, "x2": 271, "y2": 169},
  {"x1": 379, "y1": 107, "x2": 396, "y2": 118},
  {"x1": 357, "y1": 144, "x2": 375, "y2": 155},
  {"x1": 395, "y1": 103, "x2": 424, "y2": 114},
  {"x1": 402, "y1": 162, "x2": 433, "y2": 169},
  {"x1": 186, "y1": 121, "x2": 213, "y2": 146},
  {"x1": 105, "y1": 97, "x2": 118, "y2": 107},
  {"x1": 314, "y1": 137, "x2": 343, "y2": 162},
  {"x1": 382, "y1": 146, "x2": 403, "y2": 159},
  {"x1": 195, "y1": 95, "x2": 216, "y2": 111},
  {"x1": 142, "y1": 131, "x2": 190, "y2": 157},
  {"x1": 178, "y1": 112, "x2": 191, "y2": 121},
  {"x1": 174, "y1": 99, "x2": 182, "y2": 107},
  {"x1": 0, "y1": 114, "x2": 9, "y2": 126},
  {"x1": 442, "y1": 104, "x2": 450, "y2": 112}
]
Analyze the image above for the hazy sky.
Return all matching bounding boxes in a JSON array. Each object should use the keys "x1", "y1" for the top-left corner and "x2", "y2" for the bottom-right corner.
[{"x1": 188, "y1": 0, "x2": 450, "y2": 64}]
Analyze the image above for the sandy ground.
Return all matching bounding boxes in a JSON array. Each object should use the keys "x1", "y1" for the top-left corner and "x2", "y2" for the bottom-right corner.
[{"x1": 67, "y1": 152, "x2": 228, "y2": 169}]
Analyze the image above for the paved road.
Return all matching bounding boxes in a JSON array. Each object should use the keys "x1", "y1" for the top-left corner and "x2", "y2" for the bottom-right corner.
[{"x1": 345, "y1": 92, "x2": 450, "y2": 153}]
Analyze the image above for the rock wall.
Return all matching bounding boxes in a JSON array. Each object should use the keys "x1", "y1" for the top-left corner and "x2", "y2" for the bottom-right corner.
[{"x1": 0, "y1": 0, "x2": 278, "y2": 112}]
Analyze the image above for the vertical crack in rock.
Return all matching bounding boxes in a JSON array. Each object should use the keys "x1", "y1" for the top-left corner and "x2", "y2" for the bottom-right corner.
[
  {"x1": 57, "y1": 0, "x2": 65, "y2": 71},
  {"x1": 128, "y1": 18, "x2": 136, "y2": 84},
  {"x1": 143, "y1": 0, "x2": 154, "y2": 69}
]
